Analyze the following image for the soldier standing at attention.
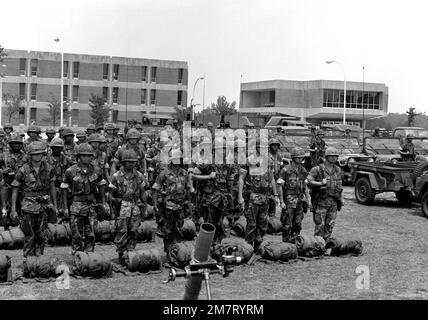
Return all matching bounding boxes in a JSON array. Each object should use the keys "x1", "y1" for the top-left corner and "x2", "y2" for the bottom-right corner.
[
  {"x1": 152, "y1": 149, "x2": 191, "y2": 253},
  {"x1": 104, "y1": 123, "x2": 120, "y2": 164},
  {"x1": 238, "y1": 149, "x2": 279, "y2": 253},
  {"x1": 61, "y1": 143, "x2": 107, "y2": 254},
  {"x1": 62, "y1": 128, "x2": 77, "y2": 165},
  {"x1": 309, "y1": 130, "x2": 326, "y2": 167},
  {"x1": 400, "y1": 134, "x2": 416, "y2": 162},
  {"x1": 86, "y1": 124, "x2": 96, "y2": 136},
  {"x1": 24, "y1": 126, "x2": 46, "y2": 152},
  {"x1": 307, "y1": 147, "x2": 343, "y2": 241},
  {"x1": 110, "y1": 149, "x2": 146, "y2": 265},
  {"x1": 3, "y1": 123, "x2": 14, "y2": 143},
  {"x1": 277, "y1": 147, "x2": 310, "y2": 243},
  {"x1": 11, "y1": 141, "x2": 58, "y2": 257},
  {"x1": 268, "y1": 138, "x2": 283, "y2": 217},
  {"x1": 76, "y1": 130, "x2": 87, "y2": 145}
]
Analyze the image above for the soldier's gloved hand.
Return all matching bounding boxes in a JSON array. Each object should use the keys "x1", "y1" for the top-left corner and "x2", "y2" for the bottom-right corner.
[
  {"x1": 103, "y1": 203, "x2": 111, "y2": 218},
  {"x1": 209, "y1": 172, "x2": 216, "y2": 179},
  {"x1": 238, "y1": 197, "x2": 245, "y2": 211},
  {"x1": 63, "y1": 209, "x2": 69, "y2": 220},
  {"x1": 1, "y1": 208, "x2": 7, "y2": 218},
  {"x1": 322, "y1": 178, "x2": 327, "y2": 185},
  {"x1": 190, "y1": 187, "x2": 196, "y2": 194},
  {"x1": 280, "y1": 201, "x2": 286, "y2": 210},
  {"x1": 274, "y1": 195, "x2": 280, "y2": 207},
  {"x1": 10, "y1": 210, "x2": 18, "y2": 221}
]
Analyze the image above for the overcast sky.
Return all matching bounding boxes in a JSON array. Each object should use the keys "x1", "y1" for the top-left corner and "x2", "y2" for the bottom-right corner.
[{"x1": 2, "y1": 0, "x2": 427, "y2": 114}]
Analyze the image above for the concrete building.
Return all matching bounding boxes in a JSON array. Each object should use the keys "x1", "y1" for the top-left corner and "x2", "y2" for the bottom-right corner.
[
  {"x1": 239, "y1": 80, "x2": 388, "y2": 127},
  {"x1": 0, "y1": 49, "x2": 188, "y2": 128}
]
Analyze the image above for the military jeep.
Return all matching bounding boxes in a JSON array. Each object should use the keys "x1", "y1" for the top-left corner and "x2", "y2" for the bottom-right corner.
[
  {"x1": 414, "y1": 163, "x2": 428, "y2": 218},
  {"x1": 352, "y1": 161, "x2": 428, "y2": 206},
  {"x1": 363, "y1": 137, "x2": 403, "y2": 163}
]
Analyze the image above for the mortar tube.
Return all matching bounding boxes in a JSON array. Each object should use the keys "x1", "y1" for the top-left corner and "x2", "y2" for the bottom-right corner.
[{"x1": 183, "y1": 223, "x2": 215, "y2": 300}]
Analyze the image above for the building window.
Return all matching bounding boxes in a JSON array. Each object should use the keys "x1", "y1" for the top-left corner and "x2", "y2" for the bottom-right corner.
[
  {"x1": 73, "y1": 61, "x2": 80, "y2": 78},
  {"x1": 141, "y1": 89, "x2": 147, "y2": 105},
  {"x1": 323, "y1": 89, "x2": 381, "y2": 110},
  {"x1": 63, "y1": 85, "x2": 69, "y2": 101},
  {"x1": 19, "y1": 107, "x2": 25, "y2": 123},
  {"x1": 19, "y1": 58, "x2": 26, "y2": 76},
  {"x1": 103, "y1": 64, "x2": 109, "y2": 80},
  {"x1": 113, "y1": 87, "x2": 119, "y2": 104},
  {"x1": 113, "y1": 110, "x2": 119, "y2": 122},
  {"x1": 30, "y1": 59, "x2": 38, "y2": 76},
  {"x1": 151, "y1": 67, "x2": 157, "y2": 82},
  {"x1": 19, "y1": 83, "x2": 26, "y2": 100},
  {"x1": 177, "y1": 90, "x2": 183, "y2": 106},
  {"x1": 63, "y1": 61, "x2": 69, "y2": 78},
  {"x1": 113, "y1": 64, "x2": 119, "y2": 81},
  {"x1": 102, "y1": 87, "x2": 109, "y2": 101},
  {"x1": 150, "y1": 89, "x2": 156, "y2": 105},
  {"x1": 72, "y1": 85, "x2": 79, "y2": 102},
  {"x1": 269, "y1": 90, "x2": 275, "y2": 103},
  {"x1": 178, "y1": 68, "x2": 183, "y2": 84},
  {"x1": 30, "y1": 84, "x2": 37, "y2": 101},
  {"x1": 141, "y1": 66, "x2": 147, "y2": 82},
  {"x1": 72, "y1": 109, "x2": 79, "y2": 126},
  {"x1": 30, "y1": 108, "x2": 37, "y2": 123}
]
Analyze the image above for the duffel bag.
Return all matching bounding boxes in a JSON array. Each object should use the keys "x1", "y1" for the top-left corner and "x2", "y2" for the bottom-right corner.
[
  {"x1": 125, "y1": 249, "x2": 162, "y2": 273},
  {"x1": 167, "y1": 241, "x2": 194, "y2": 268},
  {"x1": 136, "y1": 220, "x2": 157, "y2": 242},
  {"x1": 73, "y1": 251, "x2": 112, "y2": 278},
  {"x1": 181, "y1": 218, "x2": 197, "y2": 241},
  {"x1": 211, "y1": 237, "x2": 254, "y2": 263},
  {"x1": 267, "y1": 217, "x2": 282, "y2": 234},
  {"x1": 260, "y1": 241, "x2": 298, "y2": 262},
  {"x1": 295, "y1": 234, "x2": 326, "y2": 257},
  {"x1": 326, "y1": 237, "x2": 363, "y2": 256},
  {"x1": 0, "y1": 255, "x2": 12, "y2": 282},
  {"x1": 231, "y1": 216, "x2": 246, "y2": 238},
  {"x1": 23, "y1": 256, "x2": 59, "y2": 278}
]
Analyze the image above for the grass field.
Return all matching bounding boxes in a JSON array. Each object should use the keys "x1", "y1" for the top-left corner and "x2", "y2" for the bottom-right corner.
[{"x1": 1, "y1": 186, "x2": 428, "y2": 300}]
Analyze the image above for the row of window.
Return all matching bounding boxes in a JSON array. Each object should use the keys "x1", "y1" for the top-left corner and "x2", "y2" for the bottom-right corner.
[
  {"x1": 321, "y1": 120, "x2": 361, "y2": 127},
  {"x1": 18, "y1": 58, "x2": 185, "y2": 83},
  {"x1": 16, "y1": 83, "x2": 184, "y2": 106},
  {"x1": 323, "y1": 89, "x2": 381, "y2": 110}
]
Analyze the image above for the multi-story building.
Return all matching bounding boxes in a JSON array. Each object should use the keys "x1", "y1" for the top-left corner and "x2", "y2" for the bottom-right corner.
[
  {"x1": 0, "y1": 49, "x2": 188, "y2": 128},
  {"x1": 239, "y1": 80, "x2": 388, "y2": 127}
]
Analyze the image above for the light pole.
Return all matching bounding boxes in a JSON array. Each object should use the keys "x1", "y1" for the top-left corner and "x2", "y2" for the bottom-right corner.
[
  {"x1": 54, "y1": 37, "x2": 64, "y2": 127},
  {"x1": 190, "y1": 76, "x2": 204, "y2": 121},
  {"x1": 202, "y1": 73, "x2": 205, "y2": 125},
  {"x1": 326, "y1": 60, "x2": 346, "y2": 125},
  {"x1": 362, "y1": 66, "x2": 365, "y2": 149},
  {"x1": 0, "y1": 64, "x2": 7, "y2": 127}
]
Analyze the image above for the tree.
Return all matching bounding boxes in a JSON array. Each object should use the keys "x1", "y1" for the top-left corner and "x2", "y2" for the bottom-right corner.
[
  {"x1": 0, "y1": 45, "x2": 6, "y2": 64},
  {"x1": 43, "y1": 93, "x2": 70, "y2": 128},
  {"x1": 406, "y1": 107, "x2": 418, "y2": 127},
  {"x1": 210, "y1": 96, "x2": 237, "y2": 116},
  {"x1": 88, "y1": 93, "x2": 111, "y2": 125},
  {"x1": 2, "y1": 93, "x2": 24, "y2": 123},
  {"x1": 173, "y1": 106, "x2": 192, "y2": 123}
]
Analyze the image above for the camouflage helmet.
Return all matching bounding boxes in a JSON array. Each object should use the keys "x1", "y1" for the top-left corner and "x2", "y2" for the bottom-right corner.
[
  {"x1": 98, "y1": 135, "x2": 107, "y2": 144},
  {"x1": 45, "y1": 128, "x2": 56, "y2": 134},
  {"x1": 76, "y1": 143, "x2": 94, "y2": 156},
  {"x1": 4, "y1": 123, "x2": 13, "y2": 131},
  {"x1": 87, "y1": 124, "x2": 96, "y2": 132},
  {"x1": 49, "y1": 137, "x2": 64, "y2": 148},
  {"x1": 62, "y1": 128, "x2": 75, "y2": 137},
  {"x1": 135, "y1": 123, "x2": 143, "y2": 131},
  {"x1": 316, "y1": 130, "x2": 325, "y2": 136},
  {"x1": 121, "y1": 149, "x2": 139, "y2": 163},
  {"x1": 325, "y1": 147, "x2": 340, "y2": 157},
  {"x1": 268, "y1": 138, "x2": 281, "y2": 147},
  {"x1": 96, "y1": 123, "x2": 104, "y2": 131},
  {"x1": 165, "y1": 120, "x2": 173, "y2": 126},
  {"x1": 8, "y1": 133, "x2": 23, "y2": 144},
  {"x1": 291, "y1": 147, "x2": 305, "y2": 158},
  {"x1": 126, "y1": 128, "x2": 140, "y2": 140},
  {"x1": 27, "y1": 141, "x2": 46, "y2": 155},
  {"x1": 207, "y1": 122, "x2": 213, "y2": 127},
  {"x1": 88, "y1": 133, "x2": 103, "y2": 143},
  {"x1": 76, "y1": 130, "x2": 87, "y2": 138},
  {"x1": 27, "y1": 125, "x2": 41, "y2": 134},
  {"x1": 406, "y1": 133, "x2": 414, "y2": 139},
  {"x1": 105, "y1": 123, "x2": 115, "y2": 131},
  {"x1": 0, "y1": 129, "x2": 5, "y2": 137},
  {"x1": 58, "y1": 126, "x2": 66, "y2": 132}
]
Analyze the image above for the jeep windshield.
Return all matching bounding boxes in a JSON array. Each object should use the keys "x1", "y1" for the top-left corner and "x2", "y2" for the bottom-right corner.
[
  {"x1": 277, "y1": 135, "x2": 311, "y2": 152},
  {"x1": 365, "y1": 138, "x2": 401, "y2": 154},
  {"x1": 413, "y1": 138, "x2": 428, "y2": 155},
  {"x1": 324, "y1": 138, "x2": 360, "y2": 155}
]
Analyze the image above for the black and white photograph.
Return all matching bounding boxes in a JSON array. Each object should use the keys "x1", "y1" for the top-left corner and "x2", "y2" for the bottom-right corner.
[{"x1": 0, "y1": 0, "x2": 427, "y2": 307}]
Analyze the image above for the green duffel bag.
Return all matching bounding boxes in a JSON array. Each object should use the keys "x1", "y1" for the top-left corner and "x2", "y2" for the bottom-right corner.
[
  {"x1": 46, "y1": 224, "x2": 71, "y2": 246},
  {"x1": 267, "y1": 217, "x2": 282, "y2": 234},
  {"x1": 211, "y1": 237, "x2": 254, "y2": 263},
  {"x1": 126, "y1": 249, "x2": 162, "y2": 273},
  {"x1": 73, "y1": 251, "x2": 112, "y2": 278},
  {"x1": 95, "y1": 220, "x2": 115, "y2": 243},
  {"x1": 326, "y1": 237, "x2": 363, "y2": 256},
  {"x1": 181, "y1": 218, "x2": 197, "y2": 241},
  {"x1": 167, "y1": 241, "x2": 194, "y2": 269},
  {"x1": 260, "y1": 241, "x2": 298, "y2": 262},
  {"x1": 137, "y1": 220, "x2": 157, "y2": 242},
  {"x1": 23, "y1": 256, "x2": 59, "y2": 278},
  {"x1": 295, "y1": 234, "x2": 326, "y2": 257},
  {"x1": 0, "y1": 255, "x2": 12, "y2": 282},
  {"x1": 231, "y1": 216, "x2": 246, "y2": 238}
]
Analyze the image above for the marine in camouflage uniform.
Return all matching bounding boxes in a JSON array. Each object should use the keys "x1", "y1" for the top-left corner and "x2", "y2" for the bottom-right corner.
[
  {"x1": 45, "y1": 128, "x2": 56, "y2": 145},
  {"x1": 24, "y1": 126, "x2": 47, "y2": 153},
  {"x1": 104, "y1": 123, "x2": 120, "y2": 164},
  {"x1": 110, "y1": 149, "x2": 146, "y2": 264},
  {"x1": 11, "y1": 141, "x2": 57, "y2": 257},
  {"x1": 0, "y1": 133, "x2": 27, "y2": 227},
  {"x1": 62, "y1": 128, "x2": 77, "y2": 166},
  {"x1": 309, "y1": 130, "x2": 326, "y2": 167},
  {"x1": 86, "y1": 124, "x2": 96, "y2": 136},
  {"x1": 307, "y1": 147, "x2": 344, "y2": 240},
  {"x1": 400, "y1": 134, "x2": 416, "y2": 162},
  {"x1": 277, "y1": 147, "x2": 310, "y2": 243},
  {"x1": 152, "y1": 149, "x2": 190, "y2": 253},
  {"x1": 46, "y1": 138, "x2": 72, "y2": 223},
  {"x1": 238, "y1": 154, "x2": 278, "y2": 252},
  {"x1": 76, "y1": 130, "x2": 87, "y2": 145},
  {"x1": 268, "y1": 138, "x2": 283, "y2": 217},
  {"x1": 0, "y1": 129, "x2": 7, "y2": 152},
  {"x1": 191, "y1": 138, "x2": 240, "y2": 244},
  {"x1": 3, "y1": 123, "x2": 14, "y2": 144},
  {"x1": 61, "y1": 143, "x2": 107, "y2": 254}
]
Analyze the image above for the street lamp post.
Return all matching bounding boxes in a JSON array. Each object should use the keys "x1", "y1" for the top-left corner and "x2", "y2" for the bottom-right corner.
[
  {"x1": 0, "y1": 64, "x2": 7, "y2": 127},
  {"x1": 202, "y1": 74, "x2": 205, "y2": 125},
  {"x1": 326, "y1": 60, "x2": 346, "y2": 125},
  {"x1": 54, "y1": 37, "x2": 64, "y2": 127},
  {"x1": 190, "y1": 76, "x2": 204, "y2": 121}
]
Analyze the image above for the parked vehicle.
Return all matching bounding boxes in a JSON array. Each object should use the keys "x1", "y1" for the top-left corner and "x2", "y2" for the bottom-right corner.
[
  {"x1": 411, "y1": 138, "x2": 428, "y2": 161},
  {"x1": 414, "y1": 167, "x2": 428, "y2": 218},
  {"x1": 392, "y1": 127, "x2": 428, "y2": 144},
  {"x1": 363, "y1": 137, "x2": 403, "y2": 163},
  {"x1": 352, "y1": 161, "x2": 428, "y2": 206},
  {"x1": 324, "y1": 136, "x2": 374, "y2": 183},
  {"x1": 276, "y1": 134, "x2": 312, "y2": 170}
]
